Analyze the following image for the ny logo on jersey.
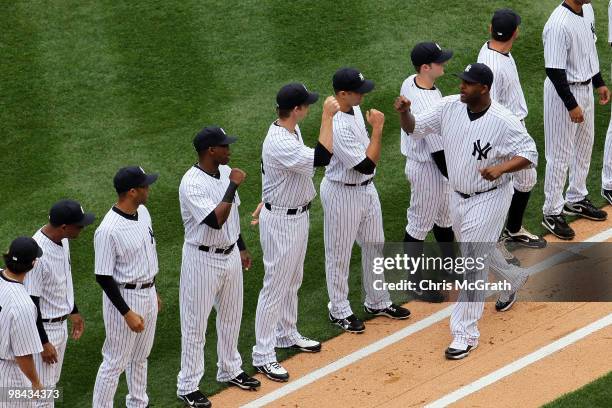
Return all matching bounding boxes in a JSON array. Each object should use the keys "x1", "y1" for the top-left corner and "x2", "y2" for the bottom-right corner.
[
  {"x1": 148, "y1": 227, "x2": 155, "y2": 244},
  {"x1": 472, "y1": 140, "x2": 492, "y2": 160}
]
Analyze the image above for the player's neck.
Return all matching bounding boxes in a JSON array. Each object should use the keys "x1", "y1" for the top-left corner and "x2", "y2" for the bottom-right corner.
[
  {"x1": 115, "y1": 199, "x2": 139, "y2": 216},
  {"x1": 277, "y1": 117, "x2": 298, "y2": 134},
  {"x1": 2, "y1": 269, "x2": 25, "y2": 283},
  {"x1": 488, "y1": 39, "x2": 512, "y2": 54},
  {"x1": 415, "y1": 74, "x2": 435, "y2": 90},
  {"x1": 564, "y1": 0, "x2": 582, "y2": 13},
  {"x1": 41, "y1": 224, "x2": 65, "y2": 244},
  {"x1": 338, "y1": 99, "x2": 353, "y2": 113},
  {"x1": 197, "y1": 159, "x2": 220, "y2": 175},
  {"x1": 467, "y1": 96, "x2": 491, "y2": 113}
]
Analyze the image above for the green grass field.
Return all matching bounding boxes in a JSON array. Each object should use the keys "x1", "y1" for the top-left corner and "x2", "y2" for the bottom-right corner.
[{"x1": 1, "y1": 1, "x2": 610, "y2": 406}]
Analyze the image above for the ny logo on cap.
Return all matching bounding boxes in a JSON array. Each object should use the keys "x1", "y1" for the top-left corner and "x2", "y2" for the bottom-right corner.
[
  {"x1": 358, "y1": 73, "x2": 364, "y2": 81},
  {"x1": 80, "y1": 205, "x2": 85, "y2": 215},
  {"x1": 220, "y1": 128, "x2": 226, "y2": 135},
  {"x1": 139, "y1": 166, "x2": 146, "y2": 174},
  {"x1": 302, "y1": 84, "x2": 308, "y2": 92},
  {"x1": 435, "y1": 43, "x2": 441, "y2": 50},
  {"x1": 465, "y1": 65, "x2": 472, "y2": 72}
]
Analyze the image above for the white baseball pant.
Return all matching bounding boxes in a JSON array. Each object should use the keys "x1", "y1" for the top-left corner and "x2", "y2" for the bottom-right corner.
[{"x1": 33, "y1": 321, "x2": 68, "y2": 408}]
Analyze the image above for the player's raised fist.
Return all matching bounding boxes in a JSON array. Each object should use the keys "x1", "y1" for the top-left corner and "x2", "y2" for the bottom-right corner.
[
  {"x1": 394, "y1": 96, "x2": 411, "y2": 113},
  {"x1": 323, "y1": 96, "x2": 341, "y2": 116},
  {"x1": 366, "y1": 109, "x2": 385, "y2": 129},
  {"x1": 229, "y1": 168, "x2": 247, "y2": 185}
]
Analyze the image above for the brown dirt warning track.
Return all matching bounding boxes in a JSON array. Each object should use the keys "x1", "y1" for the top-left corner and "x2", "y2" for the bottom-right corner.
[{"x1": 213, "y1": 206, "x2": 612, "y2": 408}]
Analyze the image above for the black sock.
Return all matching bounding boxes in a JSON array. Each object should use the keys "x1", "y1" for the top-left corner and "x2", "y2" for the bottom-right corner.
[
  {"x1": 433, "y1": 224, "x2": 455, "y2": 259},
  {"x1": 506, "y1": 189, "x2": 531, "y2": 233}
]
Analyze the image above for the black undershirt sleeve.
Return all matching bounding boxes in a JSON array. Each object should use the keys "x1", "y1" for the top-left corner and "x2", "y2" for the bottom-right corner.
[
  {"x1": 95, "y1": 275, "x2": 130, "y2": 316},
  {"x1": 30, "y1": 296, "x2": 49, "y2": 345},
  {"x1": 592, "y1": 72, "x2": 605, "y2": 89},
  {"x1": 545, "y1": 68, "x2": 578, "y2": 111},
  {"x1": 353, "y1": 157, "x2": 376, "y2": 175},
  {"x1": 71, "y1": 304, "x2": 79, "y2": 315},
  {"x1": 237, "y1": 234, "x2": 246, "y2": 251},
  {"x1": 202, "y1": 211, "x2": 221, "y2": 229},
  {"x1": 431, "y1": 150, "x2": 449, "y2": 179},
  {"x1": 313, "y1": 142, "x2": 333, "y2": 167}
]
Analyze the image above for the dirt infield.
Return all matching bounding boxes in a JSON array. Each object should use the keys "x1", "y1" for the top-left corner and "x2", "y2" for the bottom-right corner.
[{"x1": 213, "y1": 207, "x2": 612, "y2": 408}]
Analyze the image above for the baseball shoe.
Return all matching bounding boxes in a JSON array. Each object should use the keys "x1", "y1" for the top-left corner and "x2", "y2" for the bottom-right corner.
[
  {"x1": 495, "y1": 292, "x2": 518, "y2": 312},
  {"x1": 409, "y1": 289, "x2": 446, "y2": 303},
  {"x1": 602, "y1": 189, "x2": 612, "y2": 206},
  {"x1": 328, "y1": 312, "x2": 365, "y2": 333},
  {"x1": 178, "y1": 390, "x2": 211, "y2": 408},
  {"x1": 254, "y1": 362, "x2": 289, "y2": 382},
  {"x1": 227, "y1": 372, "x2": 261, "y2": 391},
  {"x1": 363, "y1": 303, "x2": 411, "y2": 320},
  {"x1": 283, "y1": 336, "x2": 321, "y2": 353},
  {"x1": 445, "y1": 344, "x2": 478, "y2": 360},
  {"x1": 563, "y1": 198, "x2": 607, "y2": 221},
  {"x1": 503, "y1": 226, "x2": 547, "y2": 249},
  {"x1": 541, "y1": 214, "x2": 575, "y2": 240},
  {"x1": 496, "y1": 239, "x2": 520, "y2": 266}
]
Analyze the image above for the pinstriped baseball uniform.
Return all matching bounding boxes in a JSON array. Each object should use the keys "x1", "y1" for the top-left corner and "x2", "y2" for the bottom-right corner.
[
  {"x1": 400, "y1": 74, "x2": 451, "y2": 240},
  {"x1": 177, "y1": 164, "x2": 244, "y2": 395},
  {"x1": 477, "y1": 42, "x2": 537, "y2": 194},
  {"x1": 412, "y1": 96, "x2": 537, "y2": 348},
  {"x1": 542, "y1": 3, "x2": 600, "y2": 215},
  {"x1": 603, "y1": 0, "x2": 612, "y2": 191},
  {"x1": 0, "y1": 272, "x2": 43, "y2": 408},
  {"x1": 93, "y1": 205, "x2": 158, "y2": 408},
  {"x1": 23, "y1": 230, "x2": 73, "y2": 407},
  {"x1": 321, "y1": 105, "x2": 391, "y2": 319},
  {"x1": 252, "y1": 122, "x2": 315, "y2": 366}
]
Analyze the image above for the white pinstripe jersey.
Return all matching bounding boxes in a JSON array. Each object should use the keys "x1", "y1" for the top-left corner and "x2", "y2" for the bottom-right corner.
[
  {"x1": 477, "y1": 42, "x2": 528, "y2": 120},
  {"x1": 0, "y1": 272, "x2": 43, "y2": 359},
  {"x1": 543, "y1": 3, "x2": 599, "y2": 82},
  {"x1": 179, "y1": 164, "x2": 241, "y2": 247},
  {"x1": 261, "y1": 122, "x2": 316, "y2": 207},
  {"x1": 24, "y1": 229, "x2": 74, "y2": 319},
  {"x1": 325, "y1": 105, "x2": 374, "y2": 184},
  {"x1": 94, "y1": 205, "x2": 158, "y2": 284},
  {"x1": 413, "y1": 96, "x2": 538, "y2": 195},
  {"x1": 400, "y1": 74, "x2": 444, "y2": 162}
]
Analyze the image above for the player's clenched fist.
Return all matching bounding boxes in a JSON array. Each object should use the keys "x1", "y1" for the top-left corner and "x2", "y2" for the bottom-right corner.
[
  {"x1": 568, "y1": 105, "x2": 584, "y2": 124},
  {"x1": 366, "y1": 109, "x2": 385, "y2": 129},
  {"x1": 229, "y1": 168, "x2": 247, "y2": 185},
  {"x1": 394, "y1": 96, "x2": 411, "y2": 113},
  {"x1": 323, "y1": 96, "x2": 341, "y2": 116},
  {"x1": 124, "y1": 310, "x2": 145, "y2": 333}
]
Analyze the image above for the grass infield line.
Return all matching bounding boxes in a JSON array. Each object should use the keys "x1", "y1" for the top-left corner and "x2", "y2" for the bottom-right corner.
[
  {"x1": 239, "y1": 226, "x2": 612, "y2": 408},
  {"x1": 424, "y1": 313, "x2": 612, "y2": 408}
]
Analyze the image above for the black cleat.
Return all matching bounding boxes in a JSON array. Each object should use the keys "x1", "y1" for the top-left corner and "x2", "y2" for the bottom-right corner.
[
  {"x1": 228, "y1": 372, "x2": 261, "y2": 390},
  {"x1": 563, "y1": 198, "x2": 607, "y2": 221},
  {"x1": 364, "y1": 303, "x2": 411, "y2": 320},
  {"x1": 178, "y1": 390, "x2": 211, "y2": 408},
  {"x1": 495, "y1": 292, "x2": 517, "y2": 312},
  {"x1": 328, "y1": 313, "x2": 365, "y2": 333},
  {"x1": 602, "y1": 189, "x2": 612, "y2": 206},
  {"x1": 445, "y1": 344, "x2": 478, "y2": 360},
  {"x1": 503, "y1": 227, "x2": 547, "y2": 249},
  {"x1": 542, "y1": 214, "x2": 575, "y2": 240}
]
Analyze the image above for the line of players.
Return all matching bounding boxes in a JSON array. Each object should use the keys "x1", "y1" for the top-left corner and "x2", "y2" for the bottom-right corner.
[{"x1": 1, "y1": 3, "x2": 611, "y2": 408}]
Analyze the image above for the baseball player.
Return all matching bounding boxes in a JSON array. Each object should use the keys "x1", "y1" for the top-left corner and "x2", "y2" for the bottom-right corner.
[
  {"x1": 24, "y1": 199, "x2": 93, "y2": 407},
  {"x1": 177, "y1": 127, "x2": 259, "y2": 408},
  {"x1": 252, "y1": 84, "x2": 339, "y2": 382},
  {"x1": 396, "y1": 62, "x2": 537, "y2": 359},
  {"x1": 400, "y1": 42, "x2": 454, "y2": 303},
  {"x1": 602, "y1": 0, "x2": 612, "y2": 205},
  {"x1": 0, "y1": 237, "x2": 44, "y2": 407},
  {"x1": 322, "y1": 67, "x2": 410, "y2": 334},
  {"x1": 92, "y1": 166, "x2": 161, "y2": 408},
  {"x1": 542, "y1": 0, "x2": 610, "y2": 239}
]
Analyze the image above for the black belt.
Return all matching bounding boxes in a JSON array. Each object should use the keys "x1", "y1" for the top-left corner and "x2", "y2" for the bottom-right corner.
[
  {"x1": 42, "y1": 314, "x2": 69, "y2": 323},
  {"x1": 123, "y1": 279, "x2": 155, "y2": 290},
  {"x1": 198, "y1": 243, "x2": 235, "y2": 255},
  {"x1": 264, "y1": 202, "x2": 311, "y2": 215},
  {"x1": 568, "y1": 79, "x2": 591, "y2": 86},
  {"x1": 455, "y1": 186, "x2": 498, "y2": 199},
  {"x1": 344, "y1": 178, "x2": 373, "y2": 187}
]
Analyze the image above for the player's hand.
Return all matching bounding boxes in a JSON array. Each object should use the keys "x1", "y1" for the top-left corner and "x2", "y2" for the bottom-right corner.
[
  {"x1": 597, "y1": 86, "x2": 610, "y2": 105},
  {"x1": 229, "y1": 168, "x2": 247, "y2": 186},
  {"x1": 394, "y1": 96, "x2": 411, "y2": 113},
  {"x1": 568, "y1": 105, "x2": 584, "y2": 123},
  {"x1": 124, "y1": 310, "x2": 145, "y2": 333},
  {"x1": 41, "y1": 342, "x2": 58, "y2": 364},
  {"x1": 31, "y1": 380, "x2": 44, "y2": 393},
  {"x1": 251, "y1": 202, "x2": 264, "y2": 226},
  {"x1": 69, "y1": 313, "x2": 85, "y2": 340},
  {"x1": 240, "y1": 249, "x2": 253, "y2": 271},
  {"x1": 156, "y1": 292, "x2": 163, "y2": 313},
  {"x1": 366, "y1": 109, "x2": 385, "y2": 129},
  {"x1": 479, "y1": 165, "x2": 504, "y2": 181},
  {"x1": 322, "y1": 96, "x2": 341, "y2": 116}
]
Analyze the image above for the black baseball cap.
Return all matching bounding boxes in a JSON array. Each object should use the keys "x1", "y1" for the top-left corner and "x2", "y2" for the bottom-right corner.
[
  {"x1": 276, "y1": 83, "x2": 319, "y2": 109},
  {"x1": 491, "y1": 8, "x2": 521, "y2": 42},
  {"x1": 456, "y1": 63, "x2": 494, "y2": 88},
  {"x1": 411, "y1": 42, "x2": 454, "y2": 67},
  {"x1": 113, "y1": 166, "x2": 159, "y2": 194},
  {"x1": 193, "y1": 126, "x2": 238, "y2": 152},
  {"x1": 332, "y1": 68, "x2": 375, "y2": 93},
  {"x1": 5, "y1": 237, "x2": 43, "y2": 265},
  {"x1": 49, "y1": 199, "x2": 95, "y2": 227}
]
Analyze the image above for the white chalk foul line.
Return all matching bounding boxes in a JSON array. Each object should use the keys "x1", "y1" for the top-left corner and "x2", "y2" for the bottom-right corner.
[
  {"x1": 424, "y1": 312, "x2": 612, "y2": 408},
  {"x1": 241, "y1": 226, "x2": 612, "y2": 408}
]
